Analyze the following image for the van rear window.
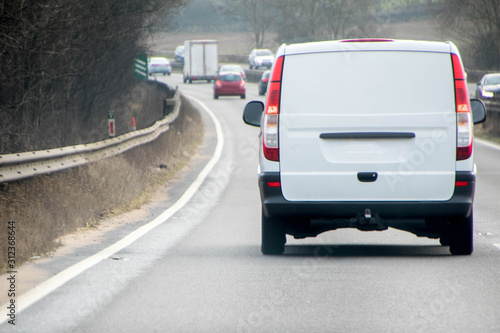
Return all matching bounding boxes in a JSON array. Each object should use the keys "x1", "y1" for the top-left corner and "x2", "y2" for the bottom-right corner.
[
  {"x1": 219, "y1": 74, "x2": 242, "y2": 82},
  {"x1": 281, "y1": 51, "x2": 454, "y2": 116}
]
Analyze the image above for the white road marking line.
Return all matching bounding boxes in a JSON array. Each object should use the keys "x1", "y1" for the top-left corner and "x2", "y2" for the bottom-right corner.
[
  {"x1": 0, "y1": 96, "x2": 223, "y2": 324},
  {"x1": 476, "y1": 138, "x2": 500, "y2": 253},
  {"x1": 475, "y1": 138, "x2": 500, "y2": 150}
]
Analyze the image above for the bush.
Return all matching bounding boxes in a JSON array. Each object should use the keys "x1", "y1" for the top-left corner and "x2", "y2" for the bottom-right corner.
[{"x1": 0, "y1": 0, "x2": 186, "y2": 153}]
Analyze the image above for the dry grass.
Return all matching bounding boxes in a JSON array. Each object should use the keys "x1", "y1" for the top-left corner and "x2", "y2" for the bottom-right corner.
[
  {"x1": 475, "y1": 110, "x2": 500, "y2": 143},
  {"x1": 0, "y1": 95, "x2": 202, "y2": 272}
]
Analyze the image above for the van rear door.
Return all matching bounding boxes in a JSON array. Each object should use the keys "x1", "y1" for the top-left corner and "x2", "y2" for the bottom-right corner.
[{"x1": 279, "y1": 49, "x2": 456, "y2": 202}]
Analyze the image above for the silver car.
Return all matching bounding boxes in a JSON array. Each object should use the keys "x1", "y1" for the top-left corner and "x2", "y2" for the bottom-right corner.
[
  {"x1": 148, "y1": 57, "x2": 171, "y2": 76},
  {"x1": 248, "y1": 49, "x2": 274, "y2": 69}
]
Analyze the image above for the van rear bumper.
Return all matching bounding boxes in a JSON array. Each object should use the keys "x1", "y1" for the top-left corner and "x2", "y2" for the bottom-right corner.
[{"x1": 259, "y1": 172, "x2": 475, "y2": 220}]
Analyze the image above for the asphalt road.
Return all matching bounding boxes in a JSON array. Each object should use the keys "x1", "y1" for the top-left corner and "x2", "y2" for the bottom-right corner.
[{"x1": 1, "y1": 74, "x2": 500, "y2": 333}]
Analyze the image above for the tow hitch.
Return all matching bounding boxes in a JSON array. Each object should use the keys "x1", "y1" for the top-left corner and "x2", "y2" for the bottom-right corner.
[{"x1": 310, "y1": 209, "x2": 388, "y2": 232}]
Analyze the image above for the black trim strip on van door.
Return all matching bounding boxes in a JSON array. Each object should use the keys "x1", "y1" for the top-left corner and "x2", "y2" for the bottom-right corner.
[{"x1": 319, "y1": 132, "x2": 416, "y2": 139}]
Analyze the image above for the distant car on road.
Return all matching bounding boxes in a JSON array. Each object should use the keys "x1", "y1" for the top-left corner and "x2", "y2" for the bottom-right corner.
[
  {"x1": 258, "y1": 70, "x2": 271, "y2": 95},
  {"x1": 248, "y1": 49, "x2": 274, "y2": 69},
  {"x1": 213, "y1": 73, "x2": 246, "y2": 99},
  {"x1": 476, "y1": 73, "x2": 500, "y2": 111},
  {"x1": 218, "y1": 64, "x2": 246, "y2": 80},
  {"x1": 148, "y1": 57, "x2": 171, "y2": 76}
]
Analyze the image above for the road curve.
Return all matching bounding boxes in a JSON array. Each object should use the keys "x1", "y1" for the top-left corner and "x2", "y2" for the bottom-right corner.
[{"x1": 1, "y1": 74, "x2": 499, "y2": 333}]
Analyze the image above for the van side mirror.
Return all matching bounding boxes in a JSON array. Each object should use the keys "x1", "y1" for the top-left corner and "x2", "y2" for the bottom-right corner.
[
  {"x1": 470, "y1": 99, "x2": 487, "y2": 124},
  {"x1": 243, "y1": 101, "x2": 264, "y2": 127}
]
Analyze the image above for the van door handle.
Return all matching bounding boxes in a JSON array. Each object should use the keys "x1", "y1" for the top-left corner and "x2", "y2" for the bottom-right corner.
[
  {"x1": 320, "y1": 132, "x2": 415, "y2": 139},
  {"x1": 358, "y1": 172, "x2": 378, "y2": 182}
]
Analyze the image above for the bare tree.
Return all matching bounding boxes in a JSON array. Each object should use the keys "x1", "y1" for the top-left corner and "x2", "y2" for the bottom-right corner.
[
  {"x1": 271, "y1": 0, "x2": 301, "y2": 43},
  {"x1": 301, "y1": 0, "x2": 324, "y2": 39},
  {"x1": 214, "y1": 0, "x2": 274, "y2": 48},
  {"x1": 321, "y1": 0, "x2": 357, "y2": 40},
  {"x1": 273, "y1": 0, "x2": 382, "y2": 43},
  {"x1": 272, "y1": 0, "x2": 327, "y2": 43},
  {"x1": 440, "y1": 0, "x2": 500, "y2": 69},
  {"x1": 0, "y1": 0, "x2": 186, "y2": 153}
]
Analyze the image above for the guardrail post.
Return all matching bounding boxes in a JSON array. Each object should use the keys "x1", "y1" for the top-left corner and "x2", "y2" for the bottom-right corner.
[
  {"x1": 164, "y1": 87, "x2": 179, "y2": 117},
  {"x1": 164, "y1": 99, "x2": 176, "y2": 117}
]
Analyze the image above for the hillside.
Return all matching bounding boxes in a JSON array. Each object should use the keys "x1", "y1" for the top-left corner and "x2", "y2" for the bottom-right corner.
[{"x1": 151, "y1": 19, "x2": 473, "y2": 65}]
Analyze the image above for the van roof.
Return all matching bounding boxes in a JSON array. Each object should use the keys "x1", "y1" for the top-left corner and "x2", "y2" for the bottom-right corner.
[{"x1": 280, "y1": 39, "x2": 457, "y2": 56}]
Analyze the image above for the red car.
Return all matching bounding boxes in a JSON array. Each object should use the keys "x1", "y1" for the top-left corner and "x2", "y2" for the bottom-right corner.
[{"x1": 213, "y1": 73, "x2": 246, "y2": 99}]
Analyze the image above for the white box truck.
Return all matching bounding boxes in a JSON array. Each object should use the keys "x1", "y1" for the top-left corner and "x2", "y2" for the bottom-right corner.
[{"x1": 183, "y1": 40, "x2": 218, "y2": 84}]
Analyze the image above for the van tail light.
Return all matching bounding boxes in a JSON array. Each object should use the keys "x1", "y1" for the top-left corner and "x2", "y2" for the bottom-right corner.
[
  {"x1": 452, "y1": 54, "x2": 472, "y2": 161},
  {"x1": 263, "y1": 56, "x2": 284, "y2": 161}
]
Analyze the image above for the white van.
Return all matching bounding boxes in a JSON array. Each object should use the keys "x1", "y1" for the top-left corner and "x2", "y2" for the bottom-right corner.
[{"x1": 243, "y1": 39, "x2": 486, "y2": 255}]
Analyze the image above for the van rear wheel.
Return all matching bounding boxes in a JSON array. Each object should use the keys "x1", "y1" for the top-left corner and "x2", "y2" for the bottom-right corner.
[
  {"x1": 262, "y1": 211, "x2": 286, "y2": 255},
  {"x1": 439, "y1": 233, "x2": 450, "y2": 246},
  {"x1": 449, "y1": 212, "x2": 473, "y2": 255}
]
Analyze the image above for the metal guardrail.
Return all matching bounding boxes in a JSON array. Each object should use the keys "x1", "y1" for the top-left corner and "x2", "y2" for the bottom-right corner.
[
  {"x1": 244, "y1": 69, "x2": 266, "y2": 83},
  {"x1": 0, "y1": 89, "x2": 181, "y2": 184}
]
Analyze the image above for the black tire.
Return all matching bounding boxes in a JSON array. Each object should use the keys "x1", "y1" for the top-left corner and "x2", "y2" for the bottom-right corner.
[
  {"x1": 262, "y1": 210, "x2": 286, "y2": 255},
  {"x1": 241, "y1": 94, "x2": 246, "y2": 99},
  {"x1": 449, "y1": 212, "x2": 473, "y2": 255},
  {"x1": 214, "y1": 93, "x2": 218, "y2": 99},
  {"x1": 439, "y1": 232, "x2": 451, "y2": 246},
  {"x1": 258, "y1": 88, "x2": 264, "y2": 96}
]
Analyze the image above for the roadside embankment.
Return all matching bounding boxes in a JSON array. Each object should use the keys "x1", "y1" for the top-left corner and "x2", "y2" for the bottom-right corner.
[{"x1": 0, "y1": 94, "x2": 203, "y2": 273}]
